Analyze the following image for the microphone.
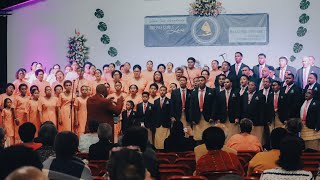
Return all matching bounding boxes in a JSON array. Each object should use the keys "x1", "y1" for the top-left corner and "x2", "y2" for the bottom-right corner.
[{"x1": 219, "y1": 53, "x2": 226, "y2": 57}]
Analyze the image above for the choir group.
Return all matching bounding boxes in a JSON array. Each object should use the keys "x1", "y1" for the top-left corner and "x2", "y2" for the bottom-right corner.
[{"x1": 1, "y1": 52, "x2": 320, "y2": 150}]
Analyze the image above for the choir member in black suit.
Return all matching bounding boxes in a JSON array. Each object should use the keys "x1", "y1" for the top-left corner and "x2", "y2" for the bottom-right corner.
[
  {"x1": 296, "y1": 56, "x2": 320, "y2": 89},
  {"x1": 213, "y1": 78, "x2": 241, "y2": 139},
  {"x1": 281, "y1": 73, "x2": 303, "y2": 121},
  {"x1": 252, "y1": 53, "x2": 271, "y2": 79},
  {"x1": 230, "y1": 52, "x2": 249, "y2": 89},
  {"x1": 300, "y1": 89, "x2": 320, "y2": 150},
  {"x1": 240, "y1": 80, "x2": 266, "y2": 144},
  {"x1": 189, "y1": 76, "x2": 215, "y2": 141},
  {"x1": 268, "y1": 66, "x2": 282, "y2": 82},
  {"x1": 275, "y1": 56, "x2": 297, "y2": 82},
  {"x1": 153, "y1": 86, "x2": 171, "y2": 150},
  {"x1": 121, "y1": 100, "x2": 137, "y2": 135},
  {"x1": 170, "y1": 76, "x2": 191, "y2": 128},
  {"x1": 303, "y1": 73, "x2": 320, "y2": 101},
  {"x1": 136, "y1": 92, "x2": 154, "y2": 143},
  {"x1": 215, "y1": 61, "x2": 237, "y2": 89},
  {"x1": 269, "y1": 81, "x2": 286, "y2": 129},
  {"x1": 241, "y1": 66, "x2": 257, "y2": 83},
  {"x1": 239, "y1": 75, "x2": 249, "y2": 96},
  {"x1": 257, "y1": 67, "x2": 273, "y2": 91},
  {"x1": 214, "y1": 74, "x2": 226, "y2": 94}
]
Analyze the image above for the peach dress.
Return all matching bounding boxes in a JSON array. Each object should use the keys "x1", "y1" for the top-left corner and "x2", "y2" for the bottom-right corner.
[
  {"x1": 183, "y1": 68, "x2": 201, "y2": 89},
  {"x1": 141, "y1": 70, "x2": 155, "y2": 83},
  {"x1": 149, "y1": 95, "x2": 160, "y2": 104},
  {"x1": 91, "y1": 80, "x2": 107, "y2": 95},
  {"x1": 108, "y1": 80, "x2": 128, "y2": 94},
  {"x1": 13, "y1": 80, "x2": 30, "y2": 96},
  {"x1": 1, "y1": 108, "x2": 14, "y2": 138},
  {"x1": 31, "y1": 79, "x2": 50, "y2": 97},
  {"x1": 145, "y1": 82, "x2": 168, "y2": 95},
  {"x1": 127, "y1": 78, "x2": 148, "y2": 94},
  {"x1": 39, "y1": 96, "x2": 58, "y2": 126},
  {"x1": 51, "y1": 80, "x2": 64, "y2": 89},
  {"x1": 14, "y1": 95, "x2": 29, "y2": 139},
  {"x1": 57, "y1": 93, "x2": 75, "y2": 132},
  {"x1": 164, "y1": 73, "x2": 176, "y2": 84},
  {"x1": 124, "y1": 95, "x2": 142, "y2": 111},
  {"x1": 27, "y1": 99, "x2": 41, "y2": 133},
  {"x1": 74, "y1": 78, "x2": 92, "y2": 96},
  {"x1": 74, "y1": 96, "x2": 89, "y2": 136}
]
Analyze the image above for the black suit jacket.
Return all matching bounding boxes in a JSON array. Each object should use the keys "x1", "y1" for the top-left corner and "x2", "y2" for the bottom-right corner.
[
  {"x1": 170, "y1": 88, "x2": 191, "y2": 123},
  {"x1": 281, "y1": 83, "x2": 303, "y2": 120},
  {"x1": 121, "y1": 110, "x2": 138, "y2": 134},
  {"x1": 240, "y1": 92, "x2": 266, "y2": 126},
  {"x1": 136, "y1": 102, "x2": 153, "y2": 128},
  {"x1": 305, "y1": 99, "x2": 320, "y2": 130},
  {"x1": 230, "y1": 63, "x2": 249, "y2": 89},
  {"x1": 214, "y1": 89, "x2": 240, "y2": 123},
  {"x1": 303, "y1": 83, "x2": 320, "y2": 101},
  {"x1": 152, "y1": 97, "x2": 171, "y2": 128},
  {"x1": 265, "y1": 91, "x2": 287, "y2": 123},
  {"x1": 89, "y1": 139, "x2": 114, "y2": 160},
  {"x1": 275, "y1": 66, "x2": 297, "y2": 81},
  {"x1": 296, "y1": 66, "x2": 320, "y2": 89},
  {"x1": 214, "y1": 72, "x2": 237, "y2": 89},
  {"x1": 253, "y1": 64, "x2": 270, "y2": 79},
  {"x1": 189, "y1": 87, "x2": 215, "y2": 124},
  {"x1": 258, "y1": 89, "x2": 274, "y2": 124}
]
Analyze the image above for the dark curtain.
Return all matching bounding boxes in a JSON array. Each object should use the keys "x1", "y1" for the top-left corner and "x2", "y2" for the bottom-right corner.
[{"x1": 0, "y1": 16, "x2": 7, "y2": 93}]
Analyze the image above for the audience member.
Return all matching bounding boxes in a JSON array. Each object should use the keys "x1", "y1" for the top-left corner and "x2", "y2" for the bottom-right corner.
[
  {"x1": 0, "y1": 146, "x2": 43, "y2": 179},
  {"x1": 79, "y1": 120, "x2": 99, "y2": 153},
  {"x1": 43, "y1": 131, "x2": 92, "y2": 180},
  {"x1": 35, "y1": 122, "x2": 58, "y2": 162},
  {"x1": 0, "y1": 128, "x2": 5, "y2": 151},
  {"x1": 89, "y1": 123, "x2": 115, "y2": 160},
  {"x1": 122, "y1": 127, "x2": 159, "y2": 179},
  {"x1": 285, "y1": 118, "x2": 306, "y2": 151},
  {"x1": 5, "y1": 166, "x2": 48, "y2": 180},
  {"x1": 260, "y1": 136, "x2": 312, "y2": 179},
  {"x1": 18, "y1": 122, "x2": 42, "y2": 150},
  {"x1": 164, "y1": 121, "x2": 196, "y2": 152},
  {"x1": 196, "y1": 127, "x2": 244, "y2": 176},
  {"x1": 226, "y1": 118, "x2": 262, "y2": 152},
  {"x1": 248, "y1": 128, "x2": 287, "y2": 175}
]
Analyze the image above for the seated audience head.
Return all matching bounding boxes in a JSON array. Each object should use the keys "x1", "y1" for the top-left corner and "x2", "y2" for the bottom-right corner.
[
  {"x1": 54, "y1": 131, "x2": 79, "y2": 159},
  {"x1": 170, "y1": 121, "x2": 185, "y2": 138},
  {"x1": 0, "y1": 146, "x2": 42, "y2": 179},
  {"x1": 18, "y1": 122, "x2": 37, "y2": 143},
  {"x1": 270, "y1": 128, "x2": 288, "y2": 150},
  {"x1": 5, "y1": 166, "x2": 47, "y2": 180},
  {"x1": 98, "y1": 123, "x2": 113, "y2": 141},
  {"x1": 37, "y1": 122, "x2": 58, "y2": 146},
  {"x1": 277, "y1": 136, "x2": 304, "y2": 171},
  {"x1": 286, "y1": 118, "x2": 302, "y2": 135},
  {"x1": 108, "y1": 149, "x2": 146, "y2": 180},
  {"x1": 122, "y1": 127, "x2": 148, "y2": 152},
  {"x1": 0, "y1": 128, "x2": 5, "y2": 149},
  {"x1": 239, "y1": 118, "x2": 253, "y2": 134},
  {"x1": 202, "y1": 127, "x2": 225, "y2": 150}
]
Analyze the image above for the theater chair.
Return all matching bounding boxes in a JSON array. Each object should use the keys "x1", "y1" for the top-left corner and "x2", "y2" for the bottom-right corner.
[
  {"x1": 89, "y1": 160, "x2": 108, "y2": 171},
  {"x1": 159, "y1": 169, "x2": 185, "y2": 180},
  {"x1": 167, "y1": 175, "x2": 208, "y2": 180},
  {"x1": 158, "y1": 158, "x2": 171, "y2": 164},
  {"x1": 199, "y1": 171, "x2": 239, "y2": 179},
  {"x1": 76, "y1": 152, "x2": 89, "y2": 160},
  {"x1": 175, "y1": 158, "x2": 196, "y2": 171},
  {"x1": 176, "y1": 151, "x2": 195, "y2": 158},
  {"x1": 156, "y1": 152, "x2": 179, "y2": 163},
  {"x1": 88, "y1": 164, "x2": 101, "y2": 176},
  {"x1": 159, "y1": 164, "x2": 192, "y2": 175}
]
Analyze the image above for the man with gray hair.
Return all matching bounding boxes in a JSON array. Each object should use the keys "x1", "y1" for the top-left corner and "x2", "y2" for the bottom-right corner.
[{"x1": 89, "y1": 123, "x2": 115, "y2": 160}]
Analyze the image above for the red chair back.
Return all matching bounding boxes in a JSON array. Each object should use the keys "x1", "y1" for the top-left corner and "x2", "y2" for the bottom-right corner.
[
  {"x1": 176, "y1": 151, "x2": 195, "y2": 158},
  {"x1": 76, "y1": 152, "x2": 89, "y2": 160},
  {"x1": 167, "y1": 175, "x2": 208, "y2": 180},
  {"x1": 199, "y1": 171, "x2": 239, "y2": 180},
  {"x1": 159, "y1": 158, "x2": 171, "y2": 164},
  {"x1": 88, "y1": 164, "x2": 101, "y2": 176},
  {"x1": 156, "y1": 153, "x2": 179, "y2": 163},
  {"x1": 89, "y1": 160, "x2": 108, "y2": 170},
  {"x1": 159, "y1": 164, "x2": 192, "y2": 175},
  {"x1": 175, "y1": 158, "x2": 196, "y2": 171},
  {"x1": 159, "y1": 169, "x2": 185, "y2": 180}
]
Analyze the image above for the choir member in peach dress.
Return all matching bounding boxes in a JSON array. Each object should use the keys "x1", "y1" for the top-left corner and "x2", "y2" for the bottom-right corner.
[
  {"x1": 74, "y1": 85, "x2": 89, "y2": 136},
  {"x1": 46, "y1": 64, "x2": 61, "y2": 86},
  {"x1": 51, "y1": 70, "x2": 65, "y2": 89},
  {"x1": 157, "y1": 64, "x2": 166, "y2": 75},
  {"x1": 74, "y1": 68, "x2": 92, "y2": 96},
  {"x1": 13, "y1": 68, "x2": 30, "y2": 96},
  {"x1": 124, "y1": 85, "x2": 142, "y2": 111},
  {"x1": 183, "y1": 57, "x2": 201, "y2": 89},
  {"x1": 108, "y1": 70, "x2": 127, "y2": 94},
  {"x1": 148, "y1": 83, "x2": 160, "y2": 104},
  {"x1": 164, "y1": 62, "x2": 176, "y2": 84},
  {"x1": 91, "y1": 69, "x2": 107, "y2": 95},
  {"x1": 13, "y1": 84, "x2": 29, "y2": 141},
  {"x1": 167, "y1": 83, "x2": 178, "y2": 99},
  {"x1": 201, "y1": 70, "x2": 214, "y2": 88},
  {"x1": 27, "y1": 89, "x2": 41, "y2": 135},
  {"x1": 35, "y1": 63, "x2": 48, "y2": 80},
  {"x1": 109, "y1": 63, "x2": 116, "y2": 74},
  {"x1": 141, "y1": 60, "x2": 155, "y2": 83},
  {"x1": 25, "y1": 62, "x2": 37, "y2": 84},
  {"x1": 210, "y1": 60, "x2": 223, "y2": 88},
  {"x1": 145, "y1": 71, "x2": 168, "y2": 93},
  {"x1": 83, "y1": 62, "x2": 92, "y2": 78},
  {"x1": 84, "y1": 64, "x2": 96, "y2": 81},
  {"x1": 127, "y1": 65, "x2": 147, "y2": 95},
  {"x1": 167, "y1": 67, "x2": 184, "y2": 89},
  {"x1": 108, "y1": 81, "x2": 127, "y2": 107},
  {"x1": 39, "y1": 86, "x2": 58, "y2": 126},
  {"x1": 65, "y1": 61, "x2": 79, "y2": 81},
  {"x1": 57, "y1": 80, "x2": 75, "y2": 132},
  {"x1": 121, "y1": 62, "x2": 133, "y2": 84},
  {"x1": 31, "y1": 69, "x2": 50, "y2": 97},
  {"x1": 1, "y1": 98, "x2": 17, "y2": 146},
  {"x1": 53, "y1": 85, "x2": 63, "y2": 98},
  {"x1": 0, "y1": 83, "x2": 16, "y2": 127},
  {"x1": 102, "y1": 64, "x2": 112, "y2": 82}
]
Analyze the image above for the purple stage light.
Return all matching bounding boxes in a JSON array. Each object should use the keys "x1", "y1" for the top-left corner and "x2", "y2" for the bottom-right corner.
[{"x1": 2, "y1": 0, "x2": 44, "y2": 11}]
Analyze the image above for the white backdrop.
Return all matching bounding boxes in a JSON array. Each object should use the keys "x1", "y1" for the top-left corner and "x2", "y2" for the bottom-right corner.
[{"x1": 7, "y1": 0, "x2": 320, "y2": 82}]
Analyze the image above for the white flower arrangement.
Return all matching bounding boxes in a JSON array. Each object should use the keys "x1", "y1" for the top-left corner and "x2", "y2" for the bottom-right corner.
[{"x1": 189, "y1": 0, "x2": 225, "y2": 16}]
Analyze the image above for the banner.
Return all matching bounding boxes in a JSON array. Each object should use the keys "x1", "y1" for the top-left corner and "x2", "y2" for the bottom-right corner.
[{"x1": 144, "y1": 14, "x2": 269, "y2": 47}]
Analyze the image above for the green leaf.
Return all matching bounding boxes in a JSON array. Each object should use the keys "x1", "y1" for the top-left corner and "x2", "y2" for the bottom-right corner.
[
  {"x1": 296, "y1": 26, "x2": 307, "y2": 37},
  {"x1": 98, "y1": 22, "x2": 107, "y2": 32},
  {"x1": 293, "y1": 43, "x2": 303, "y2": 53},
  {"x1": 108, "y1": 47, "x2": 118, "y2": 57},
  {"x1": 94, "y1": 9, "x2": 104, "y2": 18},
  {"x1": 299, "y1": 13, "x2": 310, "y2": 24},
  {"x1": 115, "y1": 60, "x2": 121, "y2": 66},
  {"x1": 290, "y1": 55, "x2": 296, "y2": 62},
  {"x1": 100, "y1": 34, "x2": 110, "y2": 44},
  {"x1": 300, "y1": 0, "x2": 310, "y2": 10}
]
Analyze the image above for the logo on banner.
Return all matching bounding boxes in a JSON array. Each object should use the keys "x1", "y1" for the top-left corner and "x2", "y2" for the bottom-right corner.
[{"x1": 191, "y1": 17, "x2": 220, "y2": 44}]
